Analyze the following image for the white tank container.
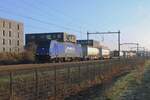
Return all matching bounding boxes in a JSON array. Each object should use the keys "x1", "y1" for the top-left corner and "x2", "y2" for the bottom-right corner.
[
  {"x1": 82, "y1": 46, "x2": 100, "y2": 59},
  {"x1": 87, "y1": 47, "x2": 99, "y2": 55}
]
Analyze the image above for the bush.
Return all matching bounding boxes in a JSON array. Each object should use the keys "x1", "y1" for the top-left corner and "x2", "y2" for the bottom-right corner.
[
  {"x1": 20, "y1": 51, "x2": 35, "y2": 64},
  {"x1": 0, "y1": 53, "x2": 18, "y2": 64},
  {"x1": 0, "y1": 51, "x2": 35, "y2": 65},
  {"x1": 0, "y1": 42, "x2": 36, "y2": 65}
]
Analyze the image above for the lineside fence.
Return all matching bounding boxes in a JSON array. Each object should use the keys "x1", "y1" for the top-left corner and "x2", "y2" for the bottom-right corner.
[{"x1": 0, "y1": 58, "x2": 146, "y2": 100}]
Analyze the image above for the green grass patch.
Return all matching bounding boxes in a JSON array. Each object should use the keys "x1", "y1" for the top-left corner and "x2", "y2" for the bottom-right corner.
[
  {"x1": 105, "y1": 72, "x2": 136, "y2": 100},
  {"x1": 105, "y1": 60, "x2": 150, "y2": 100}
]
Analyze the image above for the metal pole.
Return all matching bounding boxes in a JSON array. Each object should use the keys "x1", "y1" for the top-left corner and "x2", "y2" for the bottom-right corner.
[
  {"x1": 54, "y1": 66, "x2": 57, "y2": 100},
  {"x1": 143, "y1": 47, "x2": 145, "y2": 58},
  {"x1": 67, "y1": 65, "x2": 70, "y2": 84},
  {"x1": 118, "y1": 30, "x2": 121, "y2": 57},
  {"x1": 10, "y1": 72, "x2": 13, "y2": 100},
  {"x1": 137, "y1": 43, "x2": 139, "y2": 54},
  {"x1": 137, "y1": 43, "x2": 139, "y2": 57},
  {"x1": 87, "y1": 32, "x2": 89, "y2": 45},
  {"x1": 78, "y1": 64, "x2": 81, "y2": 86},
  {"x1": 35, "y1": 69, "x2": 38, "y2": 100}
]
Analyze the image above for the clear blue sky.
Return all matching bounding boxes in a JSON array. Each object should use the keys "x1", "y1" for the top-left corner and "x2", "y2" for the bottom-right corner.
[{"x1": 0, "y1": 0, "x2": 150, "y2": 50}]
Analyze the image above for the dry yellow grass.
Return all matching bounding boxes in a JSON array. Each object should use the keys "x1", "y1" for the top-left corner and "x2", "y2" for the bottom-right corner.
[{"x1": 0, "y1": 51, "x2": 35, "y2": 65}]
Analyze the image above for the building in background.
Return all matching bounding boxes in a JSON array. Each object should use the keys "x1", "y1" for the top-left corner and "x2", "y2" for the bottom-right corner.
[
  {"x1": 0, "y1": 18, "x2": 24, "y2": 53},
  {"x1": 67, "y1": 34, "x2": 76, "y2": 43},
  {"x1": 77, "y1": 40, "x2": 100, "y2": 48},
  {"x1": 25, "y1": 32, "x2": 76, "y2": 46}
]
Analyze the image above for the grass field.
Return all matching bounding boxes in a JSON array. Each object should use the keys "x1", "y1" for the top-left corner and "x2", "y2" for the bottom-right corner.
[{"x1": 104, "y1": 61, "x2": 148, "y2": 100}]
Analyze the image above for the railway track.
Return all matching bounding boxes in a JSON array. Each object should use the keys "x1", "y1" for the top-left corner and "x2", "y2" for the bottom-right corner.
[{"x1": 0, "y1": 59, "x2": 119, "y2": 72}]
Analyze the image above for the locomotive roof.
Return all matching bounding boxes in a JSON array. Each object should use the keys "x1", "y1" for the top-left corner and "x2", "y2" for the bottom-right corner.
[{"x1": 26, "y1": 32, "x2": 67, "y2": 35}]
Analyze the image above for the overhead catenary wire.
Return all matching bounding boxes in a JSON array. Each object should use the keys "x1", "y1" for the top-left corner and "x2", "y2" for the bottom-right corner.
[
  {"x1": 20, "y1": 0, "x2": 86, "y2": 31},
  {"x1": 22, "y1": 0, "x2": 87, "y2": 29},
  {"x1": 20, "y1": 0, "x2": 88, "y2": 37},
  {"x1": 0, "y1": 0, "x2": 88, "y2": 39},
  {"x1": 24, "y1": 24, "x2": 54, "y2": 33},
  {"x1": 0, "y1": 1, "x2": 68, "y2": 31},
  {"x1": 0, "y1": 7, "x2": 81, "y2": 33}
]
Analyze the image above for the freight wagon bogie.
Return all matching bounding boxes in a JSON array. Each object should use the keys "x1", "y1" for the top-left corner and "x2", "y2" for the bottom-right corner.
[
  {"x1": 51, "y1": 57, "x2": 82, "y2": 62},
  {"x1": 36, "y1": 55, "x2": 81, "y2": 63}
]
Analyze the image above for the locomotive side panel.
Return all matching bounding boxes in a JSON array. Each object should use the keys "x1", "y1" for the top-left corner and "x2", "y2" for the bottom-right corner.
[{"x1": 50, "y1": 40, "x2": 83, "y2": 61}]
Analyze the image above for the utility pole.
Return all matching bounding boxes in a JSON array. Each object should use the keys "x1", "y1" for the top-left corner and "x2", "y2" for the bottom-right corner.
[
  {"x1": 137, "y1": 43, "x2": 139, "y2": 54},
  {"x1": 87, "y1": 30, "x2": 121, "y2": 56},
  {"x1": 118, "y1": 31, "x2": 121, "y2": 57},
  {"x1": 87, "y1": 32, "x2": 89, "y2": 45}
]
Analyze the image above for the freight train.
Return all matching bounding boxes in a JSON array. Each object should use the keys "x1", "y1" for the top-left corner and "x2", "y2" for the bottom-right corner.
[
  {"x1": 111, "y1": 50, "x2": 137, "y2": 59},
  {"x1": 35, "y1": 40, "x2": 110, "y2": 62},
  {"x1": 25, "y1": 33, "x2": 111, "y2": 62}
]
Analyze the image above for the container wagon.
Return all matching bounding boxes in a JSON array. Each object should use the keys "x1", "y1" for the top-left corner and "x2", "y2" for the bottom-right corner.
[
  {"x1": 81, "y1": 46, "x2": 100, "y2": 60},
  {"x1": 77, "y1": 40, "x2": 100, "y2": 48},
  {"x1": 99, "y1": 47, "x2": 110, "y2": 59},
  {"x1": 111, "y1": 51, "x2": 125, "y2": 59},
  {"x1": 126, "y1": 51, "x2": 136, "y2": 58}
]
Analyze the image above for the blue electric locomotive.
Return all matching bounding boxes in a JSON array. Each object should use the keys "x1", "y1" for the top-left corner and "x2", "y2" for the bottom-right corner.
[{"x1": 36, "y1": 40, "x2": 83, "y2": 62}]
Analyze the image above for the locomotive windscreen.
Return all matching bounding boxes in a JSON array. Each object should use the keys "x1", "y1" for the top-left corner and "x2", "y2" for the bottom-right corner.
[{"x1": 36, "y1": 40, "x2": 51, "y2": 56}]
